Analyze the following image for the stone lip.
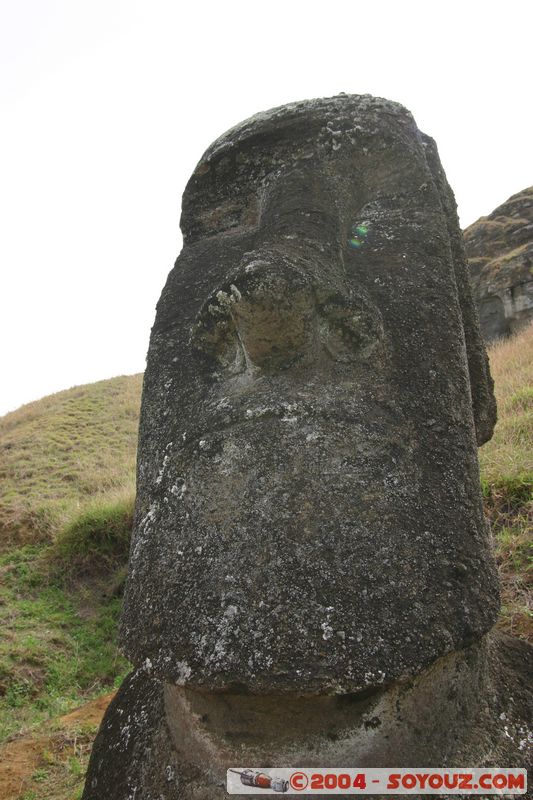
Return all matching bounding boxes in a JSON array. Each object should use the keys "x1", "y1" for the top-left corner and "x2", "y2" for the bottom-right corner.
[
  {"x1": 81, "y1": 631, "x2": 533, "y2": 799},
  {"x1": 121, "y1": 94, "x2": 499, "y2": 693}
]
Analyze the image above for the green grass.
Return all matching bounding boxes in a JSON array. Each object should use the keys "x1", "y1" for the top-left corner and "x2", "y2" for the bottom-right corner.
[
  {"x1": 0, "y1": 541, "x2": 130, "y2": 741},
  {"x1": 493, "y1": 518, "x2": 532, "y2": 641},
  {"x1": 0, "y1": 376, "x2": 139, "y2": 758},
  {"x1": 50, "y1": 494, "x2": 134, "y2": 574}
]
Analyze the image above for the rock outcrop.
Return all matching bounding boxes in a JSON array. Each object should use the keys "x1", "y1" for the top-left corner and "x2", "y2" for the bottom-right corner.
[
  {"x1": 465, "y1": 187, "x2": 533, "y2": 341},
  {"x1": 82, "y1": 95, "x2": 532, "y2": 800}
]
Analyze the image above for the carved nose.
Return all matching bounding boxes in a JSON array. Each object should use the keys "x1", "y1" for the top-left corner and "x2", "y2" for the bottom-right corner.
[
  {"x1": 227, "y1": 257, "x2": 318, "y2": 371},
  {"x1": 191, "y1": 250, "x2": 384, "y2": 375}
]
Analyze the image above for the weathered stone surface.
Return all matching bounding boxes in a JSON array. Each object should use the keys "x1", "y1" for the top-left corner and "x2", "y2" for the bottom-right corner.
[
  {"x1": 465, "y1": 186, "x2": 533, "y2": 341},
  {"x1": 81, "y1": 669, "x2": 182, "y2": 800},
  {"x1": 120, "y1": 94, "x2": 498, "y2": 694},
  {"x1": 82, "y1": 632, "x2": 533, "y2": 799}
]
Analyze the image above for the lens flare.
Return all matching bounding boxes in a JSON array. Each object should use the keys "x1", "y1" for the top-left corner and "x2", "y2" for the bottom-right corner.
[{"x1": 348, "y1": 223, "x2": 369, "y2": 250}]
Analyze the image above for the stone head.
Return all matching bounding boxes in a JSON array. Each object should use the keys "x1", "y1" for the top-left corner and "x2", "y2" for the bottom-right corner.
[{"x1": 120, "y1": 95, "x2": 499, "y2": 695}]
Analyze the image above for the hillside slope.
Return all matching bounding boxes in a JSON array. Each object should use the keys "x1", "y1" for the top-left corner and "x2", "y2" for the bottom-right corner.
[{"x1": 0, "y1": 375, "x2": 142, "y2": 546}]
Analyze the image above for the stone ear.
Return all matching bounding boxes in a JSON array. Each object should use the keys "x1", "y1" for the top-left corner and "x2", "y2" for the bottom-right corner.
[{"x1": 421, "y1": 134, "x2": 497, "y2": 446}]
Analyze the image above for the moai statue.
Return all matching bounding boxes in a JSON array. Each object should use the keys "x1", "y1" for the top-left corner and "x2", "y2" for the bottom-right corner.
[{"x1": 83, "y1": 95, "x2": 532, "y2": 799}]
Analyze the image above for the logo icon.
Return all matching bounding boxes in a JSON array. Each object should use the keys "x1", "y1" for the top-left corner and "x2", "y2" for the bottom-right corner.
[{"x1": 229, "y1": 769, "x2": 289, "y2": 793}]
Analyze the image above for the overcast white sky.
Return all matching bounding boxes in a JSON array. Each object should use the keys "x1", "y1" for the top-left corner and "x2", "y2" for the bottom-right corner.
[{"x1": 1, "y1": 0, "x2": 532, "y2": 415}]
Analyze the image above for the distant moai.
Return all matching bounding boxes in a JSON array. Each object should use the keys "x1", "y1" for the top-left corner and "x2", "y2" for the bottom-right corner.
[{"x1": 83, "y1": 95, "x2": 532, "y2": 800}]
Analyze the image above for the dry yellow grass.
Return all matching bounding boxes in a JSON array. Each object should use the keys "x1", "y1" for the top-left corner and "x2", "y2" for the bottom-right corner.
[
  {"x1": 480, "y1": 322, "x2": 533, "y2": 485},
  {"x1": 481, "y1": 322, "x2": 533, "y2": 642},
  {"x1": 0, "y1": 375, "x2": 142, "y2": 546}
]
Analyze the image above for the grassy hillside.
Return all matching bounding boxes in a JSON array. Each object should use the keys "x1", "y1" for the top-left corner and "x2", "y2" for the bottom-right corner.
[
  {"x1": 0, "y1": 375, "x2": 142, "y2": 547},
  {"x1": 0, "y1": 376, "x2": 141, "y2": 799},
  {"x1": 479, "y1": 328, "x2": 533, "y2": 486},
  {"x1": 479, "y1": 325, "x2": 533, "y2": 641},
  {"x1": 0, "y1": 331, "x2": 531, "y2": 799}
]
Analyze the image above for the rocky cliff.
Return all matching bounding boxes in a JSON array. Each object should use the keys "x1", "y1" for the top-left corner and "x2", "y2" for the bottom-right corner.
[{"x1": 464, "y1": 187, "x2": 533, "y2": 341}]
